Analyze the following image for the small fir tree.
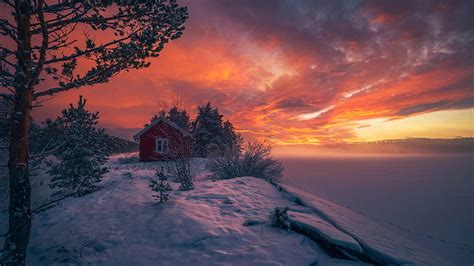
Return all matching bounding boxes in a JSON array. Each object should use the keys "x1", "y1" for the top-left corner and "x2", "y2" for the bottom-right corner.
[
  {"x1": 47, "y1": 96, "x2": 109, "y2": 197},
  {"x1": 270, "y1": 207, "x2": 290, "y2": 230},
  {"x1": 150, "y1": 168, "x2": 172, "y2": 203}
]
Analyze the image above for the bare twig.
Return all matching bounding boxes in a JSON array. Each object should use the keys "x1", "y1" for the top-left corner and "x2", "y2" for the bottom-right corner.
[
  {"x1": 32, "y1": 194, "x2": 72, "y2": 214},
  {"x1": 0, "y1": 94, "x2": 13, "y2": 100},
  {"x1": 33, "y1": 61, "x2": 123, "y2": 99},
  {"x1": 43, "y1": 27, "x2": 143, "y2": 65}
]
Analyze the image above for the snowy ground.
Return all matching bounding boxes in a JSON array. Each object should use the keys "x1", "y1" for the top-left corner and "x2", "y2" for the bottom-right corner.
[{"x1": 1, "y1": 153, "x2": 451, "y2": 265}]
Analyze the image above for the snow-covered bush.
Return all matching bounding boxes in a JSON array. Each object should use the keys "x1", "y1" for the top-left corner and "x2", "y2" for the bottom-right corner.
[
  {"x1": 172, "y1": 157, "x2": 194, "y2": 191},
  {"x1": 47, "y1": 96, "x2": 109, "y2": 197},
  {"x1": 165, "y1": 137, "x2": 194, "y2": 190},
  {"x1": 270, "y1": 207, "x2": 290, "y2": 230},
  {"x1": 208, "y1": 141, "x2": 283, "y2": 183},
  {"x1": 150, "y1": 168, "x2": 171, "y2": 203}
]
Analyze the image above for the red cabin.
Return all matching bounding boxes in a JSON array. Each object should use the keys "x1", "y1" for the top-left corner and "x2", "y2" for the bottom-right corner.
[{"x1": 133, "y1": 117, "x2": 192, "y2": 161}]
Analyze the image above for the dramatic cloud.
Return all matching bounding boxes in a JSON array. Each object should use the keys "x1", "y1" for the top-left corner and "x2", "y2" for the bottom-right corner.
[
  {"x1": 29, "y1": 0, "x2": 474, "y2": 144},
  {"x1": 297, "y1": 105, "x2": 335, "y2": 121}
]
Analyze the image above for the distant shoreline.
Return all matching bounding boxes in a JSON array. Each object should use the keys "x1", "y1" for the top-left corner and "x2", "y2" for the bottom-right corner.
[{"x1": 272, "y1": 138, "x2": 474, "y2": 157}]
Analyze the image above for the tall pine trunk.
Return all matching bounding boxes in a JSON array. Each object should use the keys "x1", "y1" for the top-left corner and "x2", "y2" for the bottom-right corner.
[
  {"x1": 4, "y1": 92, "x2": 32, "y2": 266},
  {"x1": 3, "y1": 2, "x2": 33, "y2": 265}
]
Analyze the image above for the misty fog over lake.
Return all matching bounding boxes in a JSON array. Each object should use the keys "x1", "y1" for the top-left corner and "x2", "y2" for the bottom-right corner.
[{"x1": 278, "y1": 154, "x2": 473, "y2": 265}]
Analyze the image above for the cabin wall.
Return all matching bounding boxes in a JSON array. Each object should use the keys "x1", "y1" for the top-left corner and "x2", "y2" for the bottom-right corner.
[{"x1": 138, "y1": 122, "x2": 192, "y2": 161}]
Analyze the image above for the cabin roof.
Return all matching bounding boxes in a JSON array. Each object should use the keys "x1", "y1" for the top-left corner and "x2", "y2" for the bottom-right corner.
[{"x1": 133, "y1": 117, "x2": 191, "y2": 141}]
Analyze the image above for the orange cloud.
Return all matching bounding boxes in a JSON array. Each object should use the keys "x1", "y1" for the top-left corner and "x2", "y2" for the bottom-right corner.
[{"x1": 29, "y1": 0, "x2": 474, "y2": 145}]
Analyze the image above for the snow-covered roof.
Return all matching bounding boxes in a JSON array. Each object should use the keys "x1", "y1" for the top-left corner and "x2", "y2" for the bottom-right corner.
[{"x1": 133, "y1": 117, "x2": 191, "y2": 141}]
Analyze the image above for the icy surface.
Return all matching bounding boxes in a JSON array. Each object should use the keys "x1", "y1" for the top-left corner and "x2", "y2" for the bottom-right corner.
[
  {"x1": 280, "y1": 184, "x2": 451, "y2": 265},
  {"x1": 279, "y1": 155, "x2": 473, "y2": 265}
]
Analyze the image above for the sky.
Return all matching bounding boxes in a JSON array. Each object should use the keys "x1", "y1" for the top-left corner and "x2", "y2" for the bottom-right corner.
[{"x1": 32, "y1": 0, "x2": 474, "y2": 144}]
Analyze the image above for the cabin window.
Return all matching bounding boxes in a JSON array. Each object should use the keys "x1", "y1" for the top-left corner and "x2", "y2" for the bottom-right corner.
[{"x1": 155, "y1": 138, "x2": 169, "y2": 153}]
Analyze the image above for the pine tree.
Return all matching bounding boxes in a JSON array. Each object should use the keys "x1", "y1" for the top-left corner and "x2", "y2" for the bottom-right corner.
[
  {"x1": 167, "y1": 106, "x2": 190, "y2": 131},
  {"x1": 174, "y1": 157, "x2": 194, "y2": 191},
  {"x1": 47, "y1": 96, "x2": 109, "y2": 197},
  {"x1": 222, "y1": 120, "x2": 243, "y2": 155},
  {"x1": 192, "y1": 102, "x2": 225, "y2": 157},
  {"x1": 191, "y1": 102, "x2": 241, "y2": 157},
  {"x1": 149, "y1": 168, "x2": 171, "y2": 203}
]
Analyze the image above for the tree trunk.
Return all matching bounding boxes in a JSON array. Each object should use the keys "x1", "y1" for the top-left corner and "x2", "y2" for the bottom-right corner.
[
  {"x1": 2, "y1": 1, "x2": 33, "y2": 265},
  {"x1": 4, "y1": 91, "x2": 33, "y2": 266}
]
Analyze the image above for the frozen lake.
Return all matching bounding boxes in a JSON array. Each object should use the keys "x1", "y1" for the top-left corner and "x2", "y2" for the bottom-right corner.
[{"x1": 278, "y1": 154, "x2": 473, "y2": 265}]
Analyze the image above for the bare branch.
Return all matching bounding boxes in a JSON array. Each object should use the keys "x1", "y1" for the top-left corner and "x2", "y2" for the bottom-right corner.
[
  {"x1": 33, "y1": 10, "x2": 147, "y2": 34},
  {"x1": 0, "y1": 57, "x2": 16, "y2": 69},
  {"x1": 0, "y1": 18, "x2": 18, "y2": 43},
  {"x1": 30, "y1": 142, "x2": 63, "y2": 159},
  {"x1": 29, "y1": 0, "x2": 48, "y2": 87},
  {"x1": 32, "y1": 23, "x2": 78, "y2": 51},
  {"x1": 43, "y1": 30, "x2": 140, "y2": 65},
  {"x1": 32, "y1": 94, "x2": 54, "y2": 108},
  {"x1": 2, "y1": 0, "x2": 13, "y2": 8},
  {"x1": 32, "y1": 193, "x2": 73, "y2": 214},
  {"x1": 33, "y1": 63, "x2": 119, "y2": 99},
  {"x1": 0, "y1": 67, "x2": 15, "y2": 78},
  {"x1": 33, "y1": 9, "x2": 87, "y2": 36},
  {"x1": 0, "y1": 76, "x2": 16, "y2": 91},
  {"x1": 0, "y1": 94, "x2": 14, "y2": 100},
  {"x1": 0, "y1": 47, "x2": 15, "y2": 56},
  {"x1": 42, "y1": 1, "x2": 81, "y2": 13},
  {"x1": 31, "y1": 3, "x2": 82, "y2": 27}
]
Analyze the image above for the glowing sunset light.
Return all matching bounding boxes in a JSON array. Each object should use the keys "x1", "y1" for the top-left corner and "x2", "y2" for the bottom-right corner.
[
  {"x1": 354, "y1": 109, "x2": 474, "y2": 142},
  {"x1": 29, "y1": 0, "x2": 473, "y2": 146},
  {"x1": 297, "y1": 105, "x2": 335, "y2": 121}
]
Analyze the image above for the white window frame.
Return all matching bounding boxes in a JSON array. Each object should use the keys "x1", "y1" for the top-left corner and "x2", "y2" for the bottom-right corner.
[{"x1": 155, "y1": 138, "x2": 169, "y2": 154}]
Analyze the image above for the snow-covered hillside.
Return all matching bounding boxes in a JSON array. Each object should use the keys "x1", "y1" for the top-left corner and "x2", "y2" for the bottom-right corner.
[
  {"x1": 26, "y1": 160, "x2": 320, "y2": 265},
  {"x1": 2, "y1": 154, "x2": 450, "y2": 265}
]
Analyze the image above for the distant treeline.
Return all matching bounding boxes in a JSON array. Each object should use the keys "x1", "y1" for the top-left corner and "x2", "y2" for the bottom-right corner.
[
  {"x1": 107, "y1": 136, "x2": 139, "y2": 154},
  {"x1": 326, "y1": 138, "x2": 474, "y2": 154}
]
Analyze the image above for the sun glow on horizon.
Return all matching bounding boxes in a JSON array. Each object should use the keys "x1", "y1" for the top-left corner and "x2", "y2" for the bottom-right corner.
[{"x1": 353, "y1": 108, "x2": 474, "y2": 142}]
